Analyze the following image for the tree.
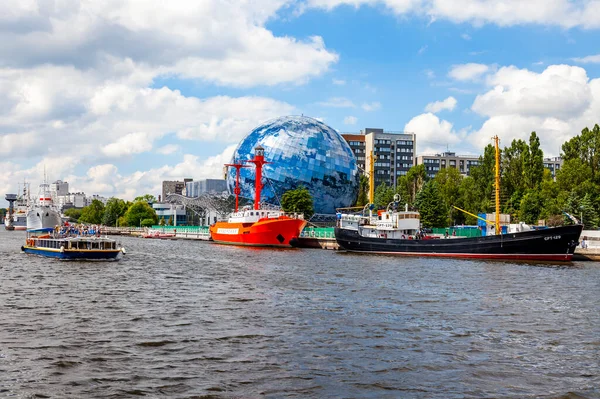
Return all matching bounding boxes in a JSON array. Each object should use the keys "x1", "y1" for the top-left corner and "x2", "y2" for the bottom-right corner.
[
  {"x1": 580, "y1": 193, "x2": 599, "y2": 229},
  {"x1": 502, "y1": 138, "x2": 527, "y2": 200},
  {"x1": 281, "y1": 186, "x2": 314, "y2": 219},
  {"x1": 134, "y1": 194, "x2": 157, "y2": 203},
  {"x1": 355, "y1": 175, "x2": 369, "y2": 207},
  {"x1": 523, "y1": 132, "x2": 544, "y2": 189},
  {"x1": 456, "y1": 176, "x2": 482, "y2": 225},
  {"x1": 373, "y1": 182, "x2": 395, "y2": 210},
  {"x1": 64, "y1": 208, "x2": 82, "y2": 223},
  {"x1": 556, "y1": 158, "x2": 592, "y2": 192},
  {"x1": 519, "y1": 190, "x2": 542, "y2": 225},
  {"x1": 562, "y1": 124, "x2": 600, "y2": 182},
  {"x1": 141, "y1": 218, "x2": 155, "y2": 228},
  {"x1": 434, "y1": 167, "x2": 463, "y2": 225},
  {"x1": 102, "y1": 197, "x2": 127, "y2": 226},
  {"x1": 470, "y1": 144, "x2": 496, "y2": 211},
  {"x1": 539, "y1": 169, "x2": 565, "y2": 219},
  {"x1": 395, "y1": 174, "x2": 412, "y2": 209},
  {"x1": 124, "y1": 201, "x2": 158, "y2": 227},
  {"x1": 403, "y1": 164, "x2": 428, "y2": 205},
  {"x1": 79, "y1": 200, "x2": 105, "y2": 224},
  {"x1": 415, "y1": 181, "x2": 447, "y2": 228}
]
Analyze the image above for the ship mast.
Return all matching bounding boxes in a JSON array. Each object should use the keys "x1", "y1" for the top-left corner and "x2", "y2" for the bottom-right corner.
[
  {"x1": 369, "y1": 150, "x2": 376, "y2": 205},
  {"x1": 225, "y1": 161, "x2": 248, "y2": 212},
  {"x1": 246, "y1": 146, "x2": 271, "y2": 211},
  {"x1": 493, "y1": 135, "x2": 501, "y2": 235}
]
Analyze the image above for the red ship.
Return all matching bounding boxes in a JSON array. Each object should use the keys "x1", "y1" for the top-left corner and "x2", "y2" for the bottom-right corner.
[{"x1": 209, "y1": 146, "x2": 307, "y2": 247}]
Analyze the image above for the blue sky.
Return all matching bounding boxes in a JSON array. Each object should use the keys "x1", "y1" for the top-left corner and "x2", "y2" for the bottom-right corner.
[{"x1": 1, "y1": 0, "x2": 600, "y2": 204}]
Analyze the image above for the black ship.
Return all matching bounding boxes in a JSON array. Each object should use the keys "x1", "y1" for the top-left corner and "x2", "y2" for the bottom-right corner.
[
  {"x1": 335, "y1": 224, "x2": 583, "y2": 261},
  {"x1": 335, "y1": 135, "x2": 583, "y2": 262}
]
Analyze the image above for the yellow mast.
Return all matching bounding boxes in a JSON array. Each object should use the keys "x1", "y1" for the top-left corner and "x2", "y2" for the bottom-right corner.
[
  {"x1": 493, "y1": 135, "x2": 501, "y2": 235},
  {"x1": 369, "y1": 150, "x2": 376, "y2": 205}
]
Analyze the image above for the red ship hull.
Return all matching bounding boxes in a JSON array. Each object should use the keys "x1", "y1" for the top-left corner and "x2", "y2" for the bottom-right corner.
[{"x1": 210, "y1": 217, "x2": 307, "y2": 247}]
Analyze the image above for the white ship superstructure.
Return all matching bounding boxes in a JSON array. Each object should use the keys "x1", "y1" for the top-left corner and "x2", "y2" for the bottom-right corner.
[
  {"x1": 27, "y1": 181, "x2": 62, "y2": 230},
  {"x1": 4, "y1": 183, "x2": 30, "y2": 231}
]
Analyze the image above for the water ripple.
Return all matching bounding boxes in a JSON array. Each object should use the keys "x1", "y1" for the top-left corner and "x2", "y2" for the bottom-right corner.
[{"x1": 1, "y1": 230, "x2": 599, "y2": 398}]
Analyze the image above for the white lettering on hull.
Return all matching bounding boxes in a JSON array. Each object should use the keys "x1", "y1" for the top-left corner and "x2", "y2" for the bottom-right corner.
[{"x1": 217, "y1": 228, "x2": 240, "y2": 235}]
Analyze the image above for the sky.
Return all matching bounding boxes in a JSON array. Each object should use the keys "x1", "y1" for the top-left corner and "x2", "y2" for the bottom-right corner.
[{"x1": 2, "y1": 0, "x2": 600, "y2": 204}]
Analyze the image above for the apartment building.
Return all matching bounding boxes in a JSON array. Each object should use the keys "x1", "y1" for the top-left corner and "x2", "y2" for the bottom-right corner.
[
  {"x1": 342, "y1": 128, "x2": 416, "y2": 188},
  {"x1": 543, "y1": 157, "x2": 563, "y2": 178},
  {"x1": 416, "y1": 152, "x2": 480, "y2": 179}
]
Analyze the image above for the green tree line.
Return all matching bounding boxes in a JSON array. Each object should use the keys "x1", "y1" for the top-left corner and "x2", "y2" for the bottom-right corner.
[
  {"x1": 64, "y1": 195, "x2": 158, "y2": 227},
  {"x1": 357, "y1": 124, "x2": 600, "y2": 229}
]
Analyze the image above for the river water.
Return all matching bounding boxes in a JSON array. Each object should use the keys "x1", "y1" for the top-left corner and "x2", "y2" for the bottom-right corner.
[{"x1": 1, "y1": 229, "x2": 599, "y2": 399}]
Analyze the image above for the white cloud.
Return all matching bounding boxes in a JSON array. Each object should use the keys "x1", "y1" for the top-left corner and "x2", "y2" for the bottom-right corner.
[
  {"x1": 317, "y1": 97, "x2": 356, "y2": 108},
  {"x1": 472, "y1": 65, "x2": 591, "y2": 119},
  {"x1": 361, "y1": 101, "x2": 381, "y2": 111},
  {"x1": 448, "y1": 63, "x2": 490, "y2": 81},
  {"x1": 469, "y1": 64, "x2": 600, "y2": 156},
  {"x1": 305, "y1": 0, "x2": 600, "y2": 29},
  {"x1": 332, "y1": 78, "x2": 346, "y2": 85},
  {"x1": 418, "y1": 45, "x2": 428, "y2": 55},
  {"x1": 102, "y1": 132, "x2": 154, "y2": 158},
  {"x1": 572, "y1": 54, "x2": 600, "y2": 64},
  {"x1": 404, "y1": 113, "x2": 462, "y2": 153},
  {"x1": 344, "y1": 116, "x2": 358, "y2": 125},
  {"x1": 461, "y1": 33, "x2": 471, "y2": 40},
  {"x1": 156, "y1": 144, "x2": 181, "y2": 155},
  {"x1": 0, "y1": 1, "x2": 338, "y2": 88},
  {"x1": 425, "y1": 96, "x2": 457, "y2": 113}
]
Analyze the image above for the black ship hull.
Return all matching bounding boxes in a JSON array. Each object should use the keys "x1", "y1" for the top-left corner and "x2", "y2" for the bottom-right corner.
[{"x1": 334, "y1": 224, "x2": 583, "y2": 262}]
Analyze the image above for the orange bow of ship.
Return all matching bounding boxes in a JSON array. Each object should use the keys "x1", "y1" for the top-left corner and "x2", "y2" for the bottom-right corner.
[{"x1": 210, "y1": 213, "x2": 307, "y2": 247}]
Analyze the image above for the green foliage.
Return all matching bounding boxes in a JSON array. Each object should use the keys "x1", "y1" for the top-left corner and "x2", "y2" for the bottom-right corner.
[
  {"x1": 373, "y1": 182, "x2": 395, "y2": 209},
  {"x1": 556, "y1": 158, "x2": 592, "y2": 192},
  {"x1": 102, "y1": 197, "x2": 127, "y2": 227},
  {"x1": 470, "y1": 144, "x2": 496, "y2": 211},
  {"x1": 63, "y1": 208, "x2": 82, "y2": 223},
  {"x1": 562, "y1": 123, "x2": 600, "y2": 182},
  {"x1": 456, "y1": 176, "x2": 481, "y2": 225},
  {"x1": 434, "y1": 167, "x2": 462, "y2": 225},
  {"x1": 124, "y1": 201, "x2": 157, "y2": 227},
  {"x1": 76, "y1": 200, "x2": 104, "y2": 224},
  {"x1": 502, "y1": 139, "x2": 527, "y2": 198},
  {"x1": 405, "y1": 164, "x2": 428, "y2": 205},
  {"x1": 281, "y1": 186, "x2": 314, "y2": 219},
  {"x1": 134, "y1": 194, "x2": 157, "y2": 203},
  {"x1": 415, "y1": 181, "x2": 447, "y2": 228},
  {"x1": 355, "y1": 175, "x2": 369, "y2": 207},
  {"x1": 519, "y1": 190, "x2": 543, "y2": 225},
  {"x1": 141, "y1": 218, "x2": 155, "y2": 228},
  {"x1": 524, "y1": 132, "x2": 544, "y2": 189}
]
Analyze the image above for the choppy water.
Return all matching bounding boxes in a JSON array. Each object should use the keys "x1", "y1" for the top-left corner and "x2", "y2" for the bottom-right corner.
[{"x1": 1, "y1": 229, "x2": 599, "y2": 399}]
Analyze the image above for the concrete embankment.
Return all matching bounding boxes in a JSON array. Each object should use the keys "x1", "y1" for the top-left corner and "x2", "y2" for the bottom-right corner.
[
  {"x1": 101, "y1": 226, "x2": 210, "y2": 240},
  {"x1": 574, "y1": 230, "x2": 600, "y2": 261}
]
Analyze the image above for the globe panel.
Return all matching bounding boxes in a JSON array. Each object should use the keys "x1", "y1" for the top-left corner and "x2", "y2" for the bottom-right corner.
[{"x1": 227, "y1": 116, "x2": 359, "y2": 214}]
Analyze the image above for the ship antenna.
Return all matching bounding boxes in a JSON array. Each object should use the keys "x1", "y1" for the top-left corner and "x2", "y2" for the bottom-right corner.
[{"x1": 493, "y1": 135, "x2": 501, "y2": 235}]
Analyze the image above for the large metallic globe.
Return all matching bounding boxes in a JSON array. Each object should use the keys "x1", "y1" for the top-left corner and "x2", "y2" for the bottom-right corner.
[{"x1": 227, "y1": 116, "x2": 359, "y2": 214}]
